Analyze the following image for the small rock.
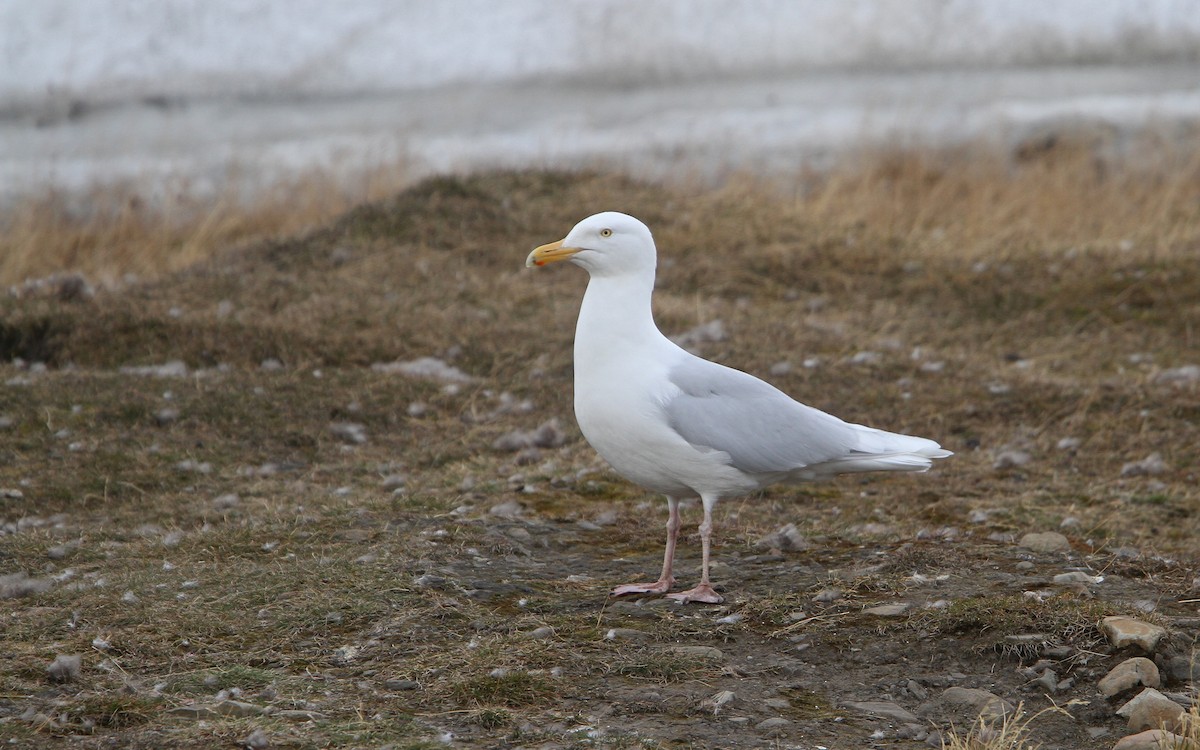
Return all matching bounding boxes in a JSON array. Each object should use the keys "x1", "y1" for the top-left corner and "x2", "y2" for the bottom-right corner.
[
  {"x1": 863, "y1": 603, "x2": 910, "y2": 617},
  {"x1": 381, "y1": 474, "x2": 407, "y2": 490},
  {"x1": 1019, "y1": 531, "x2": 1071, "y2": 553},
  {"x1": 215, "y1": 700, "x2": 267, "y2": 717},
  {"x1": 1112, "y1": 729, "x2": 1191, "y2": 750},
  {"x1": 1099, "y1": 657, "x2": 1160, "y2": 697},
  {"x1": 213, "y1": 493, "x2": 241, "y2": 510},
  {"x1": 242, "y1": 728, "x2": 270, "y2": 749},
  {"x1": 259, "y1": 358, "x2": 284, "y2": 372},
  {"x1": 812, "y1": 587, "x2": 843, "y2": 603},
  {"x1": 1152, "y1": 365, "x2": 1200, "y2": 385},
  {"x1": 385, "y1": 678, "x2": 419, "y2": 690},
  {"x1": 755, "y1": 717, "x2": 791, "y2": 731},
  {"x1": 703, "y1": 689, "x2": 736, "y2": 714},
  {"x1": 671, "y1": 320, "x2": 726, "y2": 348},
  {"x1": 757, "y1": 523, "x2": 809, "y2": 551},
  {"x1": 993, "y1": 450, "x2": 1032, "y2": 469},
  {"x1": 1034, "y1": 668, "x2": 1059, "y2": 693},
  {"x1": 329, "y1": 422, "x2": 367, "y2": 444},
  {"x1": 1054, "y1": 571, "x2": 1101, "y2": 585},
  {"x1": 46, "y1": 654, "x2": 82, "y2": 683},
  {"x1": 667, "y1": 645, "x2": 724, "y2": 659},
  {"x1": 492, "y1": 419, "x2": 566, "y2": 451},
  {"x1": 120, "y1": 360, "x2": 188, "y2": 378},
  {"x1": 372, "y1": 356, "x2": 476, "y2": 383},
  {"x1": 488, "y1": 499, "x2": 525, "y2": 519},
  {"x1": 938, "y1": 687, "x2": 1013, "y2": 721},
  {"x1": 1120, "y1": 453, "x2": 1168, "y2": 478},
  {"x1": 605, "y1": 628, "x2": 653, "y2": 642},
  {"x1": 47, "y1": 540, "x2": 80, "y2": 560},
  {"x1": 527, "y1": 626, "x2": 554, "y2": 640},
  {"x1": 1057, "y1": 437, "x2": 1082, "y2": 451},
  {"x1": 768, "y1": 361, "x2": 792, "y2": 376},
  {"x1": 0, "y1": 572, "x2": 52, "y2": 598},
  {"x1": 1118, "y1": 688, "x2": 1185, "y2": 732},
  {"x1": 155, "y1": 407, "x2": 181, "y2": 426},
  {"x1": 1102, "y1": 617, "x2": 1168, "y2": 652},
  {"x1": 169, "y1": 705, "x2": 220, "y2": 719},
  {"x1": 843, "y1": 700, "x2": 919, "y2": 723},
  {"x1": 763, "y1": 697, "x2": 791, "y2": 710}
]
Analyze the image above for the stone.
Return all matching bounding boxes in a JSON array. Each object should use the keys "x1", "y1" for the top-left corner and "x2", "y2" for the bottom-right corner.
[
  {"x1": 863, "y1": 603, "x2": 910, "y2": 617},
  {"x1": 843, "y1": 700, "x2": 920, "y2": 723},
  {"x1": 1053, "y1": 571, "x2": 1100, "y2": 584},
  {"x1": 938, "y1": 687, "x2": 1014, "y2": 721},
  {"x1": 755, "y1": 717, "x2": 791, "y2": 730},
  {"x1": 1019, "y1": 531, "x2": 1071, "y2": 553},
  {"x1": 605, "y1": 628, "x2": 653, "y2": 642},
  {"x1": 527, "y1": 626, "x2": 554, "y2": 639},
  {"x1": 46, "y1": 654, "x2": 82, "y2": 683},
  {"x1": 812, "y1": 587, "x2": 843, "y2": 603},
  {"x1": 1112, "y1": 729, "x2": 1194, "y2": 750},
  {"x1": 384, "y1": 679, "x2": 419, "y2": 690},
  {"x1": 242, "y1": 729, "x2": 270, "y2": 749},
  {"x1": 1121, "y1": 453, "x2": 1168, "y2": 477},
  {"x1": 214, "y1": 700, "x2": 268, "y2": 717},
  {"x1": 757, "y1": 523, "x2": 809, "y2": 551},
  {"x1": 1099, "y1": 658, "x2": 1160, "y2": 697},
  {"x1": 1102, "y1": 617, "x2": 1167, "y2": 652},
  {"x1": 1118, "y1": 688, "x2": 1185, "y2": 732},
  {"x1": 169, "y1": 705, "x2": 220, "y2": 719}
]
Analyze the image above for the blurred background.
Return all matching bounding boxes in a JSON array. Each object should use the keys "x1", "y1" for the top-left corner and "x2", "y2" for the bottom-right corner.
[{"x1": 3, "y1": 0, "x2": 1200, "y2": 281}]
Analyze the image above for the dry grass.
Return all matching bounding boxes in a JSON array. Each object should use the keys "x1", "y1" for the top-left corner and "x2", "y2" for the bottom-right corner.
[
  {"x1": 941, "y1": 702, "x2": 1073, "y2": 750},
  {"x1": 0, "y1": 162, "x2": 417, "y2": 287}
]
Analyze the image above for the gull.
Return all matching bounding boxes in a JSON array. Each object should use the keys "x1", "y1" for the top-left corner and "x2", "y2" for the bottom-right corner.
[{"x1": 527, "y1": 212, "x2": 950, "y2": 603}]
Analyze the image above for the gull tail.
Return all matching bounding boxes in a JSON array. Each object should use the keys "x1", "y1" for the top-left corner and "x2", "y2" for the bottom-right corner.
[{"x1": 817, "y1": 425, "x2": 952, "y2": 476}]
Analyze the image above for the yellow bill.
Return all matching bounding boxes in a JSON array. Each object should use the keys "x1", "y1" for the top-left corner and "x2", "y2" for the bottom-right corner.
[{"x1": 526, "y1": 239, "x2": 582, "y2": 268}]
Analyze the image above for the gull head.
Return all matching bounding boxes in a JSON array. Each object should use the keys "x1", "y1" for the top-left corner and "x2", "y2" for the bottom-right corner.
[{"x1": 526, "y1": 212, "x2": 656, "y2": 278}]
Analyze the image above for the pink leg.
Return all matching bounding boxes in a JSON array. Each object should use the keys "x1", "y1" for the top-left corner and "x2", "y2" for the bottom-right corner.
[
  {"x1": 611, "y1": 497, "x2": 681, "y2": 596},
  {"x1": 667, "y1": 495, "x2": 724, "y2": 604}
]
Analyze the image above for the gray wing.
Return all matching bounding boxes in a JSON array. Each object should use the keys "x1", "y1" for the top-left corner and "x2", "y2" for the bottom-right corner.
[{"x1": 664, "y1": 358, "x2": 859, "y2": 474}]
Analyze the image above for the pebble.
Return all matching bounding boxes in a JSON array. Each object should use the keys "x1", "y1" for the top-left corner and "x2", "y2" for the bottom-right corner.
[
  {"x1": 757, "y1": 523, "x2": 809, "y2": 551},
  {"x1": 703, "y1": 689, "x2": 736, "y2": 714},
  {"x1": 384, "y1": 679, "x2": 419, "y2": 690},
  {"x1": 155, "y1": 407, "x2": 181, "y2": 425},
  {"x1": 605, "y1": 628, "x2": 653, "y2": 642},
  {"x1": 1057, "y1": 437, "x2": 1082, "y2": 451},
  {"x1": 993, "y1": 450, "x2": 1032, "y2": 469},
  {"x1": 329, "y1": 422, "x2": 367, "y2": 444},
  {"x1": 671, "y1": 320, "x2": 726, "y2": 348},
  {"x1": 1018, "y1": 531, "x2": 1071, "y2": 553},
  {"x1": 1120, "y1": 453, "x2": 1168, "y2": 477},
  {"x1": 1098, "y1": 657, "x2": 1160, "y2": 697},
  {"x1": 863, "y1": 603, "x2": 910, "y2": 617},
  {"x1": 1152, "y1": 364, "x2": 1200, "y2": 385},
  {"x1": 813, "y1": 587, "x2": 843, "y2": 603},
  {"x1": 242, "y1": 729, "x2": 270, "y2": 749},
  {"x1": 1102, "y1": 617, "x2": 1167, "y2": 652},
  {"x1": 491, "y1": 419, "x2": 566, "y2": 451},
  {"x1": 936, "y1": 687, "x2": 1013, "y2": 721},
  {"x1": 755, "y1": 717, "x2": 791, "y2": 731},
  {"x1": 47, "y1": 540, "x2": 80, "y2": 560},
  {"x1": 1053, "y1": 571, "x2": 1101, "y2": 585},
  {"x1": 371, "y1": 356, "x2": 476, "y2": 383},
  {"x1": 214, "y1": 700, "x2": 267, "y2": 717},
  {"x1": 120, "y1": 360, "x2": 188, "y2": 377},
  {"x1": 1112, "y1": 729, "x2": 1190, "y2": 750},
  {"x1": 843, "y1": 700, "x2": 919, "y2": 723},
  {"x1": 213, "y1": 493, "x2": 241, "y2": 510},
  {"x1": 527, "y1": 626, "x2": 554, "y2": 640},
  {"x1": 46, "y1": 653, "x2": 82, "y2": 683},
  {"x1": 488, "y1": 500, "x2": 525, "y2": 519},
  {"x1": 1117, "y1": 688, "x2": 1185, "y2": 732}
]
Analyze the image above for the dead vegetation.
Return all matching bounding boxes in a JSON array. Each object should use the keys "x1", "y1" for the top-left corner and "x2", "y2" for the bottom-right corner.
[{"x1": 1, "y1": 137, "x2": 1199, "y2": 747}]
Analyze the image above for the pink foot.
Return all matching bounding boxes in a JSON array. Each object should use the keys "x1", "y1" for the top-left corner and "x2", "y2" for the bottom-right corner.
[
  {"x1": 666, "y1": 583, "x2": 724, "y2": 604},
  {"x1": 611, "y1": 577, "x2": 675, "y2": 597}
]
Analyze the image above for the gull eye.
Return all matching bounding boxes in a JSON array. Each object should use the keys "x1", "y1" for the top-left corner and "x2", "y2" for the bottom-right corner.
[{"x1": 599, "y1": 228, "x2": 613, "y2": 238}]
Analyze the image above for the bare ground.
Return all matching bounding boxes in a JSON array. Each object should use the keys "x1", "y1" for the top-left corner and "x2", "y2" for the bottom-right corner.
[{"x1": 1, "y1": 163, "x2": 1199, "y2": 748}]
